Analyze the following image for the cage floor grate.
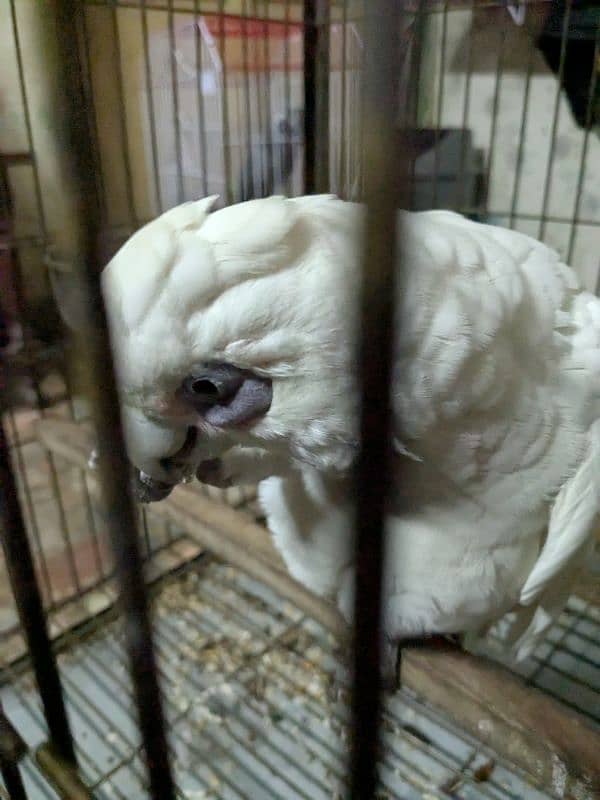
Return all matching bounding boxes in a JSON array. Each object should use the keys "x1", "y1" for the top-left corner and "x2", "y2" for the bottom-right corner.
[{"x1": 0, "y1": 559, "x2": 568, "y2": 799}]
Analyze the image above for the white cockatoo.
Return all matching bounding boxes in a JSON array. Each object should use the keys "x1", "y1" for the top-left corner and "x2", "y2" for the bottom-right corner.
[{"x1": 101, "y1": 194, "x2": 600, "y2": 673}]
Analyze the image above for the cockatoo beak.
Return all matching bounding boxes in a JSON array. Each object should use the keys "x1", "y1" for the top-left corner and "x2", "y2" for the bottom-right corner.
[
  {"x1": 120, "y1": 405, "x2": 190, "y2": 485},
  {"x1": 120, "y1": 405, "x2": 237, "y2": 503}
]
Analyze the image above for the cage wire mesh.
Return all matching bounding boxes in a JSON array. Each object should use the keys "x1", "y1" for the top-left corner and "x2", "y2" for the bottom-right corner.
[{"x1": 1, "y1": 0, "x2": 600, "y2": 798}]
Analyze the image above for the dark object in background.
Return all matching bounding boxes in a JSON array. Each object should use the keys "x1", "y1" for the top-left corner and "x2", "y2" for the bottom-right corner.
[
  {"x1": 406, "y1": 128, "x2": 486, "y2": 214},
  {"x1": 1, "y1": 152, "x2": 63, "y2": 348},
  {"x1": 237, "y1": 108, "x2": 304, "y2": 201},
  {"x1": 535, "y1": 1, "x2": 600, "y2": 129}
]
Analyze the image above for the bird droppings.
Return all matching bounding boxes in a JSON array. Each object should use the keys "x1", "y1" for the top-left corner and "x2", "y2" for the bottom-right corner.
[
  {"x1": 473, "y1": 759, "x2": 496, "y2": 782},
  {"x1": 551, "y1": 754, "x2": 568, "y2": 796}
]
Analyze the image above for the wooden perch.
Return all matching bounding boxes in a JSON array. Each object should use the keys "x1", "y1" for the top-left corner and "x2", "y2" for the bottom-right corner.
[{"x1": 36, "y1": 418, "x2": 600, "y2": 799}]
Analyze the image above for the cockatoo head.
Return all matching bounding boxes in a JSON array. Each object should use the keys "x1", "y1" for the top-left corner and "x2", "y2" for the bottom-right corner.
[{"x1": 101, "y1": 195, "x2": 363, "y2": 501}]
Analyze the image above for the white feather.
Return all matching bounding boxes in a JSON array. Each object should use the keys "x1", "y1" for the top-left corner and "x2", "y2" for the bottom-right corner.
[{"x1": 102, "y1": 196, "x2": 600, "y2": 668}]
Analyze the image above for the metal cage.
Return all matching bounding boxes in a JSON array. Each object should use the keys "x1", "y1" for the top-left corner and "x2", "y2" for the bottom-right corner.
[{"x1": 1, "y1": 1, "x2": 599, "y2": 798}]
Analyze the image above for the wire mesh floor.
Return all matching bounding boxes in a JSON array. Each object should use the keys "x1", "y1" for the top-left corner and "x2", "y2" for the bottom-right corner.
[
  {"x1": 5, "y1": 555, "x2": 594, "y2": 800},
  {"x1": 480, "y1": 592, "x2": 600, "y2": 729}
]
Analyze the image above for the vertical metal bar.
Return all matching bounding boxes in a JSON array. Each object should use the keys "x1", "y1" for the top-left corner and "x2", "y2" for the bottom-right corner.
[
  {"x1": 253, "y1": 0, "x2": 267, "y2": 195},
  {"x1": 405, "y1": 7, "x2": 425, "y2": 210},
  {"x1": 110, "y1": 3, "x2": 138, "y2": 229},
  {"x1": 168, "y1": 0, "x2": 185, "y2": 205},
  {"x1": 454, "y1": 0, "x2": 475, "y2": 211},
  {"x1": 112, "y1": 0, "x2": 156, "y2": 567},
  {"x1": 0, "y1": 702, "x2": 28, "y2": 800},
  {"x1": 10, "y1": 0, "x2": 105, "y2": 600},
  {"x1": 303, "y1": 0, "x2": 329, "y2": 193},
  {"x1": 3, "y1": 407, "x2": 54, "y2": 604},
  {"x1": 483, "y1": 21, "x2": 506, "y2": 217},
  {"x1": 261, "y1": 2, "x2": 275, "y2": 195},
  {"x1": 431, "y1": 0, "x2": 448, "y2": 209},
  {"x1": 9, "y1": 1, "x2": 87, "y2": 599},
  {"x1": 140, "y1": 506, "x2": 153, "y2": 559},
  {"x1": 45, "y1": 464, "x2": 82, "y2": 598},
  {"x1": 356, "y1": 21, "x2": 365, "y2": 202},
  {"x1": 79, "y1": 6, "x2": 108, "y2": 220},
  {"x1": 218, "y1": 1, "x2": 233, "y2": 205},
  {"x1": 61, "y1": 356, "x2": 107, "y2": 581},
  {"x1": 538, "y1": 0, "x2": 573, "y2": 241},
  {"x1": 0, "y1": 762, "x2": 27, "y2": 800},
  {"x1": 194, "y1": 2, "x2": 209, "y2": 197},
  {"x1": 241, "y1": 0, "x2": 255, "y2": 198},
  {"x1": 283, "y1": 0, "x2": 292, "y2": 195},
  {"x1": 141, "y1": 0, "x2": 164, "y2": 214},
  {"x1": 8, "y1": 0, "x2": 49, "y2": 241},
  {"x1": 233, "y1": 52, "x2": 245, "y2": 203},
  {"x1": 0, "y1": 194, "x2": 52, "y2": 603},
  {"x1": 0, "y1": 391, "x2": 76, "y2": 765},
  {"x1": 350, "y1": 1, "x2": 402, "y2": 798},
  {"x1": 51, "y1": 3, "x2": 176, "y2": 798},
  {"x1": 508, "y1": 25, "x2": 535, "y2": 229},
  {"x1": 339, "y1": 0, "x2": 348, "y2": 198}
]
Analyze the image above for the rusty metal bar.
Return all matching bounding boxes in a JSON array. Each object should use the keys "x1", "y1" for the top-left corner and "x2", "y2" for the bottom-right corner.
[
  {"x1": 350, "y1": 1, "x2": 402, "y2": 798},
  {"x1": 303, "y1": 0, "x2": 329, "y2": 193},
  {"x1": 50, "y1": 3, "x2": 176, "y2": 799},
  {"x1": 0, "y1": 371, "x2": 76, "y2": 766},
  {"x1": 35, "y1": 744, "x2": 94, "y2": 800}
]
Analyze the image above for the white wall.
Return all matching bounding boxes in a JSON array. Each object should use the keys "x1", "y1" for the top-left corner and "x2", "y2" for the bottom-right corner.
[{"x1": 426, "y1": 5, "x2": 600, "y2": 290}]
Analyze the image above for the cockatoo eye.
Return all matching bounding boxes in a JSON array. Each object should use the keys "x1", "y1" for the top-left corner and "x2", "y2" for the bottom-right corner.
[
  {"x1": 180, "y1": 363, "x2": 272, "y2": 427},
  {"x1": 182, "y1": 365, "x2": 244, "y2": 406},
  {"x1": 189, "y1": 378, "x2": 219, "y2": 400}
]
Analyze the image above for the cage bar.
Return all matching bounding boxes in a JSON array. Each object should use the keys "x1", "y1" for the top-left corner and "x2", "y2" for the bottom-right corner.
[
  {"x1": 50, "y1": 2, "x2": 176, "y2": 798},
  {"x1": 350, "y1": 2, "x2": 403, "y2": 798},
  {"x1": 0, "y1": 380, "x2": 76, "y2": 767},
  {"x1": 303, "y1": 0, "x2": 329, "y2": 193},
  {"x1": 0, "y1": 701, "x2": 28, "y2": 800}
]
